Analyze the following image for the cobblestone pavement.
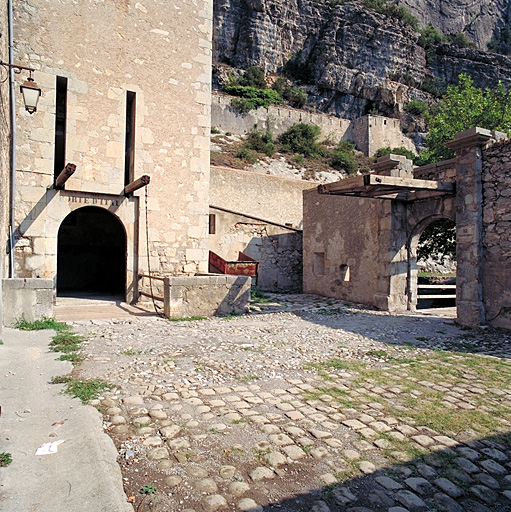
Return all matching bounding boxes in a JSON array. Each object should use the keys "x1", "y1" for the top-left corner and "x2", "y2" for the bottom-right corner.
[{"x1": 70, "y1": 295, "x2": 511, "y2": 512}]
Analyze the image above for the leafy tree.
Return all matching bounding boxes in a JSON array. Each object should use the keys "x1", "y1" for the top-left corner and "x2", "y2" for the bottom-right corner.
[
  {"x1": 419, "y1": 74, "x2": 511, "y2": 164},
  {"x1": 418, "y1": 219, "x2": 456, "y2": 264},
  {"x1": 278, "y1": 123, "x2": 323, "y2": 158}
]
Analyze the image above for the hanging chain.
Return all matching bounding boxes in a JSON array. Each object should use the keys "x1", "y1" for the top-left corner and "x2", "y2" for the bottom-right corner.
[{"x1": 144, "y1": 185, "x2": 165, "y2": 317}]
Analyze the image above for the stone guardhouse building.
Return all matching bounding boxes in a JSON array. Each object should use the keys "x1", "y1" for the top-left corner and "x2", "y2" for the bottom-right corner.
[{"x1": 0, "y1": 0, "x2": 250, "y2": 325}]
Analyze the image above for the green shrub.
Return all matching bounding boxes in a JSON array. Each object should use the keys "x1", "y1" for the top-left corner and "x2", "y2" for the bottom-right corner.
[
  {"x1": 244, "y1": 131, "x2": 276, "y2": 157},
  {"x1": 226, "y1": 85, "x2": 282, "y2": 111},
  {"x1": 404, "y1": 99, "x2": 429, "y2": 116},
  {"x1": 272, "y1": 77, "x2": 289, "y2": 96},
  {"x1": 445, "y1": 33, "x2": 475, "y2": 49},
  {"x1": 330, "y1": 150, "x2": 357, "y2": 174},
  {"x1": 238, "y1": 66, "x2": 267, "y2": 89},
  {"x1": 278, "y1": 123, "x2": 323, "y2": 158},
  {"x1": 420, "y1": 76, "x2": 445, "y2": 98},
  {"x1": 235, "y1": 147, "x2": 258, "y2": 164},
  {"x1": 283, "y1": 86, "x2": 307, "y2": 108},
  {"x1": 363, "y1": 0, "x2": 419, "y2": 30},
  {"x1": 272, "y1": 78, "x2": 307, "y2": 108},
  {"x1": 375, "y1": 146, "x2": 415, "y2": 161},
  {"x1": 418, "y1": 24, "x2": 445, "y2": 52}
]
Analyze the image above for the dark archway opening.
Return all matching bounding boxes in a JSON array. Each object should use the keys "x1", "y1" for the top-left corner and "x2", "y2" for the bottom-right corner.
[
  {"x1": 416, "y1": 218, "x2": 456, "y2": 309},
  {"x1": 57, "y1": 206, "x2": 126, "y2": 297}
]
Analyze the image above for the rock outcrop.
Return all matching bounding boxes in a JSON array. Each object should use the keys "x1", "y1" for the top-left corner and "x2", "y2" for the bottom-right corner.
[{"x1": 213, "y1": 0, "x2": 511, "y2": 120}]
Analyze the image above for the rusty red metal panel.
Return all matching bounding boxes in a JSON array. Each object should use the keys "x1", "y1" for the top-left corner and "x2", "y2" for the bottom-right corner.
[{"x1": 209, "y1": 251, "x2": 259, "y2": 278}]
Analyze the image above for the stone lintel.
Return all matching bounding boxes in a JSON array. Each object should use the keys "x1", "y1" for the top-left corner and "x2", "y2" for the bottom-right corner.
[
  {"x1": 370, "y1": 154, "x2": 413, "y2": 177},
  {"x1": 445, "y1": 127, "x2": 494, "y2": 152}
]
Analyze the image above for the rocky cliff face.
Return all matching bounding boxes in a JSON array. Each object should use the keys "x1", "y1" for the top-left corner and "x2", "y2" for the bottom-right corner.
[
  {"x1": 400, "y1": 0, "x2": 511, "y2": 49},
  {"x1": 213, "y1": 0, "x2": 511, "y2": 121}
]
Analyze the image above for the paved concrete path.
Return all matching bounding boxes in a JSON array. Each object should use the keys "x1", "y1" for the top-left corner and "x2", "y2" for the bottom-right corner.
[{"x1": 0, "y1": 327, "x2": 132, "y2": 512}]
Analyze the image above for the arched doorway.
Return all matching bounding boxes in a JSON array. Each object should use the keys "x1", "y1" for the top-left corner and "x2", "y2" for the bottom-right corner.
[
  {"x1": 408, "y1": 216, "x2": 456, "y2": 310},
  {"x1": 57, "y1": 206, "x2": 126, "y2": 297}
]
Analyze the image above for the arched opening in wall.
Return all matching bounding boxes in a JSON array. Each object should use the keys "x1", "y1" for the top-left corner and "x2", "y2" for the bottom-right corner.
[
  {"x1": 57, "y1": 206, "x2": 126, "y2": 298},
  {"x1": 409, "y1": 217, "x2": 456, "y2": 311}
]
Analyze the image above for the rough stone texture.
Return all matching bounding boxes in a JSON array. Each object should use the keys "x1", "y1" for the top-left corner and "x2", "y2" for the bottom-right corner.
[
  {"x1": 481, "y1": 138, "x2": 511, "y2": 330},
  {"x1": 164, "y1": 275, "x2": 251, "y2": 318},
  {"x1": 303, "y1": 155, "x2": 455, "y2": 313},
  {"x1": 209, "y1": 167, "x2": 312, "y2": 292},
  {"x1": 7, "y1": 0, "x2": 213, "y2": 304},
  {"x1": 213, "y1": 0, "x2": 511, "y2": 120},
  {"x1": 2, "y1": 278, "x2": 53, "y2": 326},
  {"x1": 304, "y1": 130, "x2": 511, "y2": 331},
  {"x1": 212, "y1": 95, "x2": 415, "y2": 156}
]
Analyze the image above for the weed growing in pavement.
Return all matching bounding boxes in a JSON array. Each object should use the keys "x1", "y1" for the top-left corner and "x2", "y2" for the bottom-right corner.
[
  {"x1": 0, "y1": 452, "x2": 13, "y2": 467},
  {"x1": 50, "y1": 375, "x2": 72, "y2": 384},
  {"x1": 168, "y1": 315, "x2": 207, "y2": 322},
  {"x1": 140, "y1": 484, "x2": 157, "y2": 495},
  {"x1": 14, "y1": 316, "x2": 69, "y2": 331},
  {"x1": 237, "y1": 373, "x2": 259, "y2": 383},
  {"x1": 365, "y1": 349, "x2": 388, "y2": 358},
  {"x1": 121, "y1": 348, "x2": 142, "y2": 356},
  {"x1": 307, "y1": 348, "x2": 511, "y2": 439},
  {"x1": 221, "y1": 312, "x2": 243, "y2": 320},
  {"x1": 231, "y1": 418, "x2": 246, "y2": 425},
  {"x1": 50, "y1": 376, "x2": 113, "y2": 404},
  {"x1": 0, "y1": 340, "x2": 3, "y2": 345},
  {"x1": 57, "y1": 353, "x2": 83, "y2": 365},
  {"x1": 251, "y1": 288, "x2": 271, "y2": 304},
  {"x1": 208, "y1": 428, "x2": 225, "y2": 435},
  {"x1": 49, "y1": 331, "x2": 84, "y2": 353}
]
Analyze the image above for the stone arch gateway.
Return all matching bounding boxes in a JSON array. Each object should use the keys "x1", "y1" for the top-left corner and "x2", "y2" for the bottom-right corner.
[
  {"x1": 57, "y1": 206, "x2": 127, "y2": 297},
  {"x1": 303, "y1": 128, "x2": 511, "y2": 331}
]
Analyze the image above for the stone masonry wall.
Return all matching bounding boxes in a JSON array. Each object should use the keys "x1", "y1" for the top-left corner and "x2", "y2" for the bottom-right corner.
[
  {"x1": 482, "y1": 138, "x2": 511, "y2": 329},
  {"x1": 10, "y1": 0, "x2": 212, "y2": 291},
  {"x1": 0, "y1": 2, "x2": 10, "y2": 326},
  {"x1": 209, "y1": 208, "x2": 303, "y2": 293},
  {"x1": 303, "y1": 188, "x2": 393, "y2": 307},
  {"x1": 212, "y1": 94, "x2": 415, "y2": 156},
  {"x1": 210, "y1": 166, "x2": 315, "y2": 228}
]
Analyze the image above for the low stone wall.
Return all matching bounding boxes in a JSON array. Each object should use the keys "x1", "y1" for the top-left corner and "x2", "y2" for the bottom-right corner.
[
  {"x1": 163, "y1": 275, "x2": 251, "y2": 319},
  {"x1": 2, "y1": 278, "x2": 53, "y2": 326}
]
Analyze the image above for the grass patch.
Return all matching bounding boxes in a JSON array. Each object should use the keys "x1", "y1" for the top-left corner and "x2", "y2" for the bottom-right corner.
[
  {"x1": 49, "y1": 331, "x2": 84, "y2": 353},
  {"x1": 15, "y1": 316, "x2": 69, "y2": 331},
  {"x1": 308, "y1": 347, "x2": 511, "y2": 439},
  {"x1": 168, "y1": 316, "x2": 208, "y2": 322},
  {"x1": 57, "y1": 353, "x2": 83, "y2": 365},
  {"x1": 238, "y1": 373, "x2": 259, "y2": 383},
  {"x1": 0, "y1": 452, "x2": 13, "y2": 467},
  {"x1": 0, "y1": 340, "x2": 3, "y2": 345},
  {"x1": 251, "y1": 288, "x2": 271, "y2": 304},
  {"x1": 50, "y1": 376, "x2": 113, "y2": 404}
]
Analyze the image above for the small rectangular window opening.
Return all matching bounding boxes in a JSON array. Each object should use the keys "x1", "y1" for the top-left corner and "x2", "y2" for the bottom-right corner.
[
  {"x1": 53, "y1": 76, "x2": 68, "y2": 179},
  {"x1": 124, "y1": 91, "x2": 136, "y2": 186},
  {"x1": 209, "y1": 214, "x2": 216, "y2": 235},
  {"x1": 313, "y1": 252, "x2": 325, "y2": 276}
]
